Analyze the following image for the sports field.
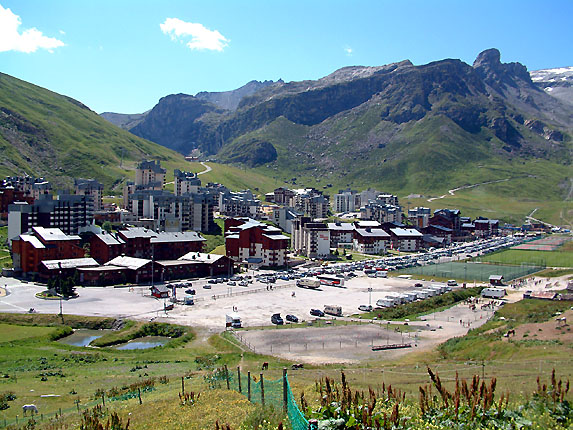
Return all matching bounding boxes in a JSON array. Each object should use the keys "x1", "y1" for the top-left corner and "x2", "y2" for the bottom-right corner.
[
  {"x1": 398, "y1": 261, "x2": 543, "y2": 282},
  {"x1": 513, "y1": 235, "x2": 570, "y2": 251},
  {"x1": 480, "y1": 248, "x2": 573, "y2": 268}
]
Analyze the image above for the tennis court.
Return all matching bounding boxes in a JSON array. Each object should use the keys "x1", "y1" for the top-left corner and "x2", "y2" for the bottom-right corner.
[
  {"x1": 398, "y1": 261, "x2": 543, "y2": 282},
  {"x1": 513, "y1": 236, "x2": 570, "y2": 251}
]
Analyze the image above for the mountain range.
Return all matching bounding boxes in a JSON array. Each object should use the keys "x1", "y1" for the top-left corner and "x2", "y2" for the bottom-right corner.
[
  {"x1": 101, "y1": 49, "x2": 572, "y2": 202},
  {"x1": 0, "y1": 48, "x2": 571, "y2": 225}
]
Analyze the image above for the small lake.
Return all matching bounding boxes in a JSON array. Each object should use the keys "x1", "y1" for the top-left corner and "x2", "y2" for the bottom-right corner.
[
  {"x1": 59, "y1": 329, "x2": 111, "y2": 347},
  {"x1": 114, "y1": 336, "x2": 170, "y2": 350}
]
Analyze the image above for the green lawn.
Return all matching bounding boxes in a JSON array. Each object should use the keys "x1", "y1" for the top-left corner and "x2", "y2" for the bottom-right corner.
[
  {"x1": 0, "y1": 323, "x2": 59, "y2": 343},
  {"x1": 479, "y1": 248, "x2": 573, "y2": 268}
]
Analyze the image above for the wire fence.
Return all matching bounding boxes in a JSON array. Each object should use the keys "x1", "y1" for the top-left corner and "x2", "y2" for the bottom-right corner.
[
  {"x1": 227, "y1": 367, "x2": 309, "y2": 430},
  {"x1": 398, "y1": 261, "x2": 544, "y2": 282}
]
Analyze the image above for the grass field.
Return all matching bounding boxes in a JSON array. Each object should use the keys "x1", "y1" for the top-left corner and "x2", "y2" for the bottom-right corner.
[
  {"x1": 398, "y1": 261, "x2": 543, "y2": 282},
  {"x1": 0, "y1": 292, "x2": 572, "y2": 429},
  {"x1": 0, "y1": 323, "x2": 59, "y2": 343},
  {"x1": 479, "y1": 248, "x2": 573, "y2": 268}
]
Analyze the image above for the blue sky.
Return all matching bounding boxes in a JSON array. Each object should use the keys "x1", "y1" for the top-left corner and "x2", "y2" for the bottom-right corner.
[{"x1": 1, "y1": 0, "x2": 572, "y2": 114}]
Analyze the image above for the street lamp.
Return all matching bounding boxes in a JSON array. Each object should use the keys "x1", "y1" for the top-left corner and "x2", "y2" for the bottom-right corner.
[{"x1": 368, "y1": 287, "x2": 372, "y2": 307}]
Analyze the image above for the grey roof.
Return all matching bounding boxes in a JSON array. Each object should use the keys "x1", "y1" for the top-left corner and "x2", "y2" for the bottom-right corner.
[
  {"x1": 118, "y1": 227, "x2": 157, "y2": 239},
  {"x1": 355, "y1": 221, "x2": 381, "y2": 228},
  {"x1": 327, "y1": 223, "x2": 355, "y2": 231},
  {"x1": 355, "y1": 228, "x2": 390, "y2": 238},
  {"x1": 33, "y1": 227, "x2": 80, "y2": 242},
  {"x1": 151, "y1": 231, "x2": 205, "y2": 244},
  {"x1": 389, "y1": 228, "x2": 423, "y2": 238},
  {"x1": 20, "y1": 234, "x2": 45, "y2": 249},
  {"x1": 263, "y1": 234, "x2": 290, "y2": 240},
  {"x1": 156, "y1": 260, "x2": 199, "y2": 267},
  {"x1": 94, "y1": 233, "x2": 125, "y2": 246},
  {"x1": 77, "y1": 265, "x2": 126, "y2": 272},
  {"x1": 179, "y1": 252, "x2": 226, "y2": 263},
  {"x1": 106, "y1": 256, "x2": 151, "y2": 270},
  {"x1": 42, "y1": 258, "x2": 99, "y2": 270},
  {"x1": 151, "y1": 284, "x2": 170, "y2": 293}
]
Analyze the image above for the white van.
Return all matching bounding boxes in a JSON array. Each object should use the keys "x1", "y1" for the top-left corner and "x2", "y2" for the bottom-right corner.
[
  {"x1": 481, "y1": 287, "x2": 506, "y2": 299},
  {"x1": 376, "y1": 297, "x2": 395, "y2": 308},
  {"x1": 324, "y1": 305, "x2": 342, "y2": 316}
]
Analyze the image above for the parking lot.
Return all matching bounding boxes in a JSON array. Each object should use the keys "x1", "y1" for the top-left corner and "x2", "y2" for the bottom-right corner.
[{"x1": 0, "y1": 235, "x2": 530, "y2": 363}]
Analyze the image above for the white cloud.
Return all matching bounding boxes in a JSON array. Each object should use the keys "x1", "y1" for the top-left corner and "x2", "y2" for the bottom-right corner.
[
  {"x1": 160, "y1": 17, "x2": 228, "y2": 52},
  {"x1": 344, "y1": 45, "x2": 353, "y2": 56},
  {"x1": 0, "y1": 4, "x2": 64, "y2": 53}
]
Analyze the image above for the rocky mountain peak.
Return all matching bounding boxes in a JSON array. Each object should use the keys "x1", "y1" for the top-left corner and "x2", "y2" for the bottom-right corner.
[
  {"x1": 473, "y1": 48, "x2": 502, "y2": 69},
  {"x1": 472, "y1": 48, "x2": 531, "y2": 91}
]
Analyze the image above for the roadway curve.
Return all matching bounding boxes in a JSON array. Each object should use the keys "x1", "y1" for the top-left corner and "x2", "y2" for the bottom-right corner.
[
  {"x1": 427, "y1": 179, "x2": 509, "y2": 202},
  {"x1": 197, "y1": 162, "x2": 212, "y2": 175}
]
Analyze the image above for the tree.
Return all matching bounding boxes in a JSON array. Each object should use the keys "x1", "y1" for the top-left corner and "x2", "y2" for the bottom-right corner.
[{"x1": 102, "y1": 221, "x2": 113, "y2": 233}]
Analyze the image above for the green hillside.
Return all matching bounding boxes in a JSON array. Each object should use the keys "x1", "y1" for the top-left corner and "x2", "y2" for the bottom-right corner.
[{"x1": 0, "y1": 73, "x2": 191, "y2": 191}]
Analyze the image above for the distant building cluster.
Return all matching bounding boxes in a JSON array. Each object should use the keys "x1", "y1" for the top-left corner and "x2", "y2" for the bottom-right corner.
[{"x1": 2, "y1": 160, "x2": 550, "y2": 284}]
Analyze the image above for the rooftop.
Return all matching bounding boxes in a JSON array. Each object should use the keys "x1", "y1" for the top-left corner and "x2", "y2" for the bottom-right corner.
[
  {"x1": 42, "y1": 258, "x2": 99, "y2": 270},
  {"x1": 33, "y1": 226, "x2": 80, "y2": 242},
  {"x1": 389, "y1": 228, "x2": 423, "y2": 238},
  {"x1": 105, "y1": 256, "x2": 151, "y2": 270},
  {"x1": 179, "y1": 252, "x2": 226, "y2": 263}
]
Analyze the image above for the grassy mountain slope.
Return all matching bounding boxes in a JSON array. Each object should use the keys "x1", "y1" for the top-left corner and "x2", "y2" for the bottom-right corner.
[{"x1": 0, "y1": 73, "x2": 189, "y2": 191}]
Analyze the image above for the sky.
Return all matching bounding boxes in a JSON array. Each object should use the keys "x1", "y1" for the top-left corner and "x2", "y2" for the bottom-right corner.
[{"x1": 1, "y1": 0, "x2": 572, "y2": 114}]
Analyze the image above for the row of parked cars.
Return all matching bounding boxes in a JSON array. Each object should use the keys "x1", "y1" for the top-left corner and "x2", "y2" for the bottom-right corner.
[{"x1": 271, "y1": 313, "x2": 299, "y2": 325}]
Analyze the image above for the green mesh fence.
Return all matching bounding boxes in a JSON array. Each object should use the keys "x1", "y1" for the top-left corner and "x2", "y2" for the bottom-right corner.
[{"x1": 227, "y1": 370, "x2": 309, "y2": 430}]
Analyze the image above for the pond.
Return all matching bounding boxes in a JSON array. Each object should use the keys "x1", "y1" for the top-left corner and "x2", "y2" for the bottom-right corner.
[
  {"x1": 59, "y1": 329, "x2": 111, "y2": 347},
  {"x1": 113, "y1": 336, "x2": 170, "y2": 350}
]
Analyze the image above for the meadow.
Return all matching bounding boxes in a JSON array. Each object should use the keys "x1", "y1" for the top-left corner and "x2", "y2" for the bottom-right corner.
[
  {"x1": 479, "y1": 248, "x2": 573, "y2": 268},
  {"x1": 0, "y1": 288, "x2": 571, "y2": 429}
]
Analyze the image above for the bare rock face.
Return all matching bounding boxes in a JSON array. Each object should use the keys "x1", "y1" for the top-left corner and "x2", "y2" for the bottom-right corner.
[{"x1": 473, "y1": 48, "x2": 532, "y2": 90}]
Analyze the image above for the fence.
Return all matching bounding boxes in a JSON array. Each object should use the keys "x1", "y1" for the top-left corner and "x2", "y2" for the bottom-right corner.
[
  {"x1": 226, "y1": 366, "x2": 309, "y2": 430},
  {"x1": 398, "y1": 261, "x2": 544, "y2": 282}
]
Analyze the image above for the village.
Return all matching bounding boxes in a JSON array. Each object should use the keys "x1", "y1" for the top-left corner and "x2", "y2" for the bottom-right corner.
[{"x1": 1, "y1": 160, "x2": 550, "y2": 286}]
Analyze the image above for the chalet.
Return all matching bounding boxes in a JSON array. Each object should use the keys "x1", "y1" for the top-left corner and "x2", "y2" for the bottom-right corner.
[
  {"x1": 39, "y1": 258, "x2": 99, "y2": 280},
  {"x1": 225, "y1": 218, "x2": 290, "y2": 267},
  {"x1": 388, "y1": 228, "x2": 423, "y2": 252},
  {"x1": 150, "y1": 284, "x2": 170, "y2": 298},
  {"x1": 291, "y1": 217, "x2": 330, "y2": 258},
  {"x1": 474, "y1": 219, "x2": 499, "y2": 238},
  {"x1": 353, "y1": 228, "x2": 390, "y2": 255},
  {"x1": 89, "y1": 232, "x2": 126, "y2": 264},
  {"x1": 327, "y1": 222, "x2": 355, "y2": 248},
  {"x1": 11, "y1": 227, "x2": 85, "y2": 276},
  {"x1": 104, "y1": 256, "x2": 154, "y2": 284}
]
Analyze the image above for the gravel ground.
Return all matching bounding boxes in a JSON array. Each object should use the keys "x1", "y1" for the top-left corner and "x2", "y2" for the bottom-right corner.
[{"x1": 1, "y1": 273, "x2": 566, "y2": 364}]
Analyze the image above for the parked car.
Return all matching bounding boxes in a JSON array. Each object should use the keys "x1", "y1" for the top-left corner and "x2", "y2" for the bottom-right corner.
[
  {"x1": 414, "y1": 283, "x2": 423, "y2": 288},
  {"x1": 271, "y1": 313, "x2": 284, "y2": 325},
  {"x1": 238, "y1": 281, "x2": 248, "y2": 287},
  {"x1": 447, "y1": 280, "x2": 458, "y2": 286},
  {"x1": 208, "y1": 279, "x2": 217, "y2": 284},
  {"x1": 358, "y1": 305, "x2": 373, "y2": 312},
  {"x1": 286, "y1": 314, "x2": 299, "y2": 323},
  {"x1": 203, "y1": 284, "x2": 212, "y2": 289},
  {"x1": 310, "y1": 309, "x2": 325, "y2": 317},
  {"x1": 185, "y1": 289, "x2": 196, "y2": 295},
  {"x1": 227, "y1": 281, "x2": 236, "y2": 286}
]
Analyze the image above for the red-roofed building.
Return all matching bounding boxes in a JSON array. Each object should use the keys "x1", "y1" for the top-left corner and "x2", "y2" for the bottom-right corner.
[
  {"x1": 225, "y1": 218, "x2": 289, "y2": 267},
  {"x1": 11, "y1": 227, "x2": 85, "y2": 275}
]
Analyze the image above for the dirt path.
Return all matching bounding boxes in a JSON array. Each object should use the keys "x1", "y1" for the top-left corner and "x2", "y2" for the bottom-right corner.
[
  {"x1": 427, "y1": 179, "x2": 509, "y2": 202},
  {"x1": 197, "y1": 162, "x2": 212, "y2": 175}
]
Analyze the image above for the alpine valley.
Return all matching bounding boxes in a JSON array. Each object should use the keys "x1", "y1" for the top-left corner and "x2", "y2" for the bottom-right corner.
[{"x1": 1, "y1": 49, "x2": 572, "y2": 225}]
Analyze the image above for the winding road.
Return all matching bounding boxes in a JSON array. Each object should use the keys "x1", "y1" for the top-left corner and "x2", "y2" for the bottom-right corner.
[
  {"x1": 427, "y1": 178, "x2": 510, "y2": 202},
  {"x1": 197, "y1": 162, "x2": 212, "y2": 175}
]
